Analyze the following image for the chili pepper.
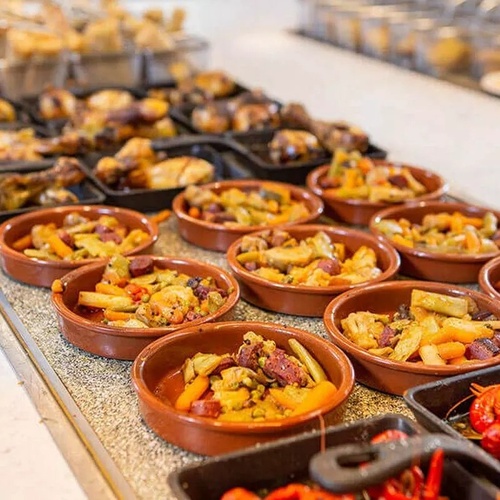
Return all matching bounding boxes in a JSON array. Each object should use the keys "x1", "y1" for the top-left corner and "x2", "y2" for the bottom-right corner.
[
  {"x1": 370, "y1": 430, "x2": 409, "y2": 444},
  {"x1": 124, "y1": 283, "x2": 148, "y2": 302},
  {"x1": 264, "y1": 484, "x2": 354, "y2": 500},
  {"x1": 422, "y1": 448, "x2": 444, "y2": 500},
  {"x1": 220, "y1": 487, "x2": 260, "y2": 500},
  {"x1": 380, "y1": 466, "x2": 424, "y2": 500}
]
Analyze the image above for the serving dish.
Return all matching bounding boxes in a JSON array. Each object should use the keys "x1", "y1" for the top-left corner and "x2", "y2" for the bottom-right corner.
[
  {"x1": 479, "y1": 255, "x2": 500, "y2": 300},
  {"x1": 173, "y1": 179, "x2": 324, "y2": 252},
  {"x1": 0, "y1": 160, "x2": 105, "y2": 223},
  {"x1": 168, "y1": 414, "x2": 420, "y2": 499},
  {"x1": 370, "y1": 200, "x2": 500, "y2": 283},
  {"x1": 52, "y1": 255, "x2": 239, "y2": 360},
  {"x1": 307, "y1": 161, "x2": 448, "y2": 225},
  {"x1": 226, "y1": 224, "x2": 400, "y2": 317},
  {"x1": 323, "y1": 280, "x2": 500, "y2": 396},
  {"x1": 83, "y1": 136, "x2": 250, "y2": 212},
  {"x1": 132, "y1": 320, "x2": 354, "y2": 455},
  {"x1": 0, "y1": 205, "x2": 157, "y2": 288},
  {"x1": 224, "y1": 129, "x2": 388, "y2": 185},
  {"x1": 404, "y1": 365, "x2": 500, "y2": 461}
]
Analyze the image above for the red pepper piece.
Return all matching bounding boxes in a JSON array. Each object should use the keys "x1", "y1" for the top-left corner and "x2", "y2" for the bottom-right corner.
[
  {"x1": 220, "y1": 487, "x2": 260, "y2": 500},
  {"x1": 370, "y1": 430, "x2": 410, "y2": 444},
  {"x1": 422, "y1": 449, "x2": 444, "y2": 500}
]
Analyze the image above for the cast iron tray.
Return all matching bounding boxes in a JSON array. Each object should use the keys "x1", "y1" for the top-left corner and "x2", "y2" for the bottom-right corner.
[
  {"x1": 404, "y1": 364, "x2": 500, "y2": 445},
  {"x1": 81, "y1": 135, "x2": 251, "y2": 212},
  {"x1": 0, "y1": 161, "x2": 106, "y2": 223},
  {"x1": 23, "y1": 86, "x2": 148, "y2": 134},
  {"x1": 168, "y1": 414, "x2": 421, "y2": 499},
  {"x1": 170, "y1": 98, "x2": 283, "y2": 141},
  {"x1": 221, "y1": 129, "x2": 388, "y2": 184}
]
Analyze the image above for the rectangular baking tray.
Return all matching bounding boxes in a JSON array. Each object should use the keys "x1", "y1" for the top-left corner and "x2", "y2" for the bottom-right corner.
[
  {"x1": 81, "y1": 135, "x2": 251, "y2": 212},
  {"x1": 169, "y1": 414, "x2": 421, "y2": 499},
  {"x1": 221, "y1": 129, "x2": 388, "y2": 184},
  {"x1": 0, "y1": 162, "x2": 106, "y2": 223},
  {"x1": 404, "y1": 364, "x2": 500, "y2": 441}
]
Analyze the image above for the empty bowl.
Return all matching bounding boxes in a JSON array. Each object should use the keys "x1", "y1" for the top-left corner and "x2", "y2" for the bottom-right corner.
[
  {"x1": 51, "y1": 256, "x2": 240, "y2": 360},
  {"x1": 226, "y1": 224, "x2": 400, "y2": 317},
  {"x1": 0, "y1": 205, "x2": 158, "y2": 287},
  {"x1": 132, "y1": 321, "x2": 355, "y2": 455},
  {"x1": 172, "y1": 179, "x2": 324, "y2": 252}
]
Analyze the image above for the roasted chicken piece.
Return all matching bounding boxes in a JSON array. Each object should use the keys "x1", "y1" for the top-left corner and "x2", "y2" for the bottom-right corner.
[
  {"x1": 105, "y1": 98, "x2": 169, "y2": 125},
  {"x1": 192, "y1": 101, "x2": 231, "y2": 133},
  {"x1": 0, "y1": 157, "x2": 85, "y2": 210},
  {"x1": 0, "y1": 129, "x2": 43, "y2": 161},
  {"x1": 0, "y1": 99, "x2": 16, "y2": 122},
  {"x1": 35, "y1": 131, "x2": 93, "y2": 156},
  {"x1": 39, "y1": 88, "x2": 77, "y2": 120},
  {"x1": 86, "y1": 90, "x2": 135, "y2": 112},
  {"x1": 232, "y1": 103, "x2": 280, "y2": 132},
  {"x1": 280, "y1": 103, "x2": 369, "y2": 153},
  {"x1": 193, "y1": 71, "x2": 236, "y2": 98},
  {"x1": 268, "y1": 129, "x2": 325, "y2": 164}
]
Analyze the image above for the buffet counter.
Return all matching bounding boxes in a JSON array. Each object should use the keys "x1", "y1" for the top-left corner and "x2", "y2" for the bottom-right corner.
[{"x1": 1, "y1": 27, "x2": 500, "y2": 500}]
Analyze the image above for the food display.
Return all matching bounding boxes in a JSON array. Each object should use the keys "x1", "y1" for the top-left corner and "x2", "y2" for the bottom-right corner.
[
  {"x1": 148, "y1": 70, "x2": 237, "y2": 105},
  {"x1": 341, "y1": 288, "x2": 500, "y2": 366},
  {"x1": 319, "y1": 150, "x2": 428, "y2": 202},
  {"x1": 12, "y1": 212, "x2": 150, "y2": 262},
  {"x1": 235, "y1": 229, "x2": 382, "y2": 286},
  {"x1": 94, "y1": 138, "x2": 215, "y2": 190},
  {"x1": 0, "y1": 157, "x2": 85, "y2": 210},
  {"x1": 373, "y1": 210, "x2": 500, "y2": 254},
  {"x1": 183, "y1": 183, "x2": 312, "y2": 227},
  {"x1": 170, "y1": 331, "x2": 335, "y2": 422},
  {"x1": 73, "y1": 255, "x2": 229, "y2": 328},
  {"x1": 190, "y1": 90, "x2": 280, "y2": 134}
]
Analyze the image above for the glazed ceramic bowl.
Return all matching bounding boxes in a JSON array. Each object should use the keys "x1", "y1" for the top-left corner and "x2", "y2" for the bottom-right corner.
[
  {"x1": 172, "y1": 179, "x2": 324, "y2": 252},
  {"x1": 370, "y1": 201, "x2": 500, "y2": 283},
  {"x1": 131, "y1": 321, "x2": 355, "y2": 456},
  {"x1": 51, "y1": 256, "x2": 240, "y2": 360},
  {"x1": 306, "y1": 161, "x2": 448, "y2": 225},
  {"x1": 479, "y1": 255, "x2": 500, "y2": 300},
  {"x1": 323, "y1": 280, "x2": 500, "y2": 396},
  {"x1": 0, "y1": 205, "x2": 158, "y2": 288},
  {"x1": 226, "y1": 224, "x2": 400, "y2": 317}
]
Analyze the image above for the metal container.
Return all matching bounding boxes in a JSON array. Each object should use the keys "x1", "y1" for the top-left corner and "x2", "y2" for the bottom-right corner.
[
  {"x1": 143, "y1": 36, "x2": 209, "y2": 87},
  {"x1": 472, "y1": 26, "x2": 500, "y2": 79}
]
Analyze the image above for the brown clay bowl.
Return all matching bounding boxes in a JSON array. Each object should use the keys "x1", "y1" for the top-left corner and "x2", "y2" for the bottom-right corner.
[
  {"x1": 306, "y1": 161, "x2": 448, "y2": 225},
  {"x1": 0, "y1": 205, "x2": 158, "y2": 288},
  {"x1": 323, "y1": 280, "x2": 500, "y2": 396},
  {"x1": 172, "y1": 179, "x2": 324, "y2": 252},
  {"x1": 226, "y1": 224, "x2": 400, "y2": 317},
  {"x1": 131, "y1": 321, "x2": 355, "y2": 456},
  {"x1": 51, "y1": 256, "x2": 240, "y2": 360},
  {"x1": 369, "y1": 201, "x2": 500, "y2": 283},
  {"x1": 479, "y1": 255, "x2": 500, "y2": 300}
]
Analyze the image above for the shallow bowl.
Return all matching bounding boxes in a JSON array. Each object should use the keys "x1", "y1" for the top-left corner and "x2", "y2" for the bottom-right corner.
[
  {"x1": 306, "y1": 161, "x2": 447, "y2": 226},
  {"x1": 172, "y1": 179, "x2": 324, "y2": 252},
  {"x1": 131, "y1": 321, "x2": 355, "y2": 455},
  {"x1": 323, "y1": 280, "x2": 500, "y2": 396},
  {"x1": 479, "y1": 255, "x2": 500, "y2": 301},
  {"x1": 0, "y1": 205, "x2": 158, "y2": 288},
  {"x1": 370, "y1": 201, "x2": 500, "y2": 283},
  {"x1": 51, "y1": 256, "x2": 240, "y2": 360},
  {"x1": 226, "y1": 224, "x2": 400, "y2": 316}
]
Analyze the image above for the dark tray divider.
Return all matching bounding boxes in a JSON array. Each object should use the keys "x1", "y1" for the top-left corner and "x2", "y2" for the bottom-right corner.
[
  {"x1": 81, "y1": 136, "x2": 252, "y2": 212},
  {"x1": 0, "y1": 162, "x2": 106, "y2": 223},
  {"x1": 168, "y1": 414, "x2": 421, "y2": 500}
]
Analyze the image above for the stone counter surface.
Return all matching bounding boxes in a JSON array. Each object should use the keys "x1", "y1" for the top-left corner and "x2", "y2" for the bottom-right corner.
[{"x1": 0, "y1": 216, "x2": 412, "y2": 499}]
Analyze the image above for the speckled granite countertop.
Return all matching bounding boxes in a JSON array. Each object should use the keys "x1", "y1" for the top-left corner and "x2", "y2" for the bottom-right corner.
[{"x1": 0, "y1": 216, "x2": 413, "y2": 499}]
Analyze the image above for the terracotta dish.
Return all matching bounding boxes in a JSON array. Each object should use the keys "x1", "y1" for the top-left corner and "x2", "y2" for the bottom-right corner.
[
  {"x1": 370, "y1": 201, "x2": 500, "y2": 283},
  {"x1": 51, "y1": 256, "x2": 240, "y2": 360},
  {"x1": 172, "y1": 179, "x2": 324, "y2": 252},
  {"x1": 306, "y1": 161, "x2": 447, "y2": 225},
  {"x1": 131, "y1": 321, "x2": 354, "y2": 456},
  {"x1": 226, "y1": 224, "x2": 400, "y2": 317},
  {"x1": 0, "y1": 205, "x2": 158, "y2": 288},
  {"x1": 323, "y1": 280, "x2": 500, "y2": 396},
  {"x1": 479, "y1": 255, "x2": 500, "y2": 300}
]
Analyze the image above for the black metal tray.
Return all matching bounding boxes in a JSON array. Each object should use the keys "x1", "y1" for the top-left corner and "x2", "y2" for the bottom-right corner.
[
  {"x1": 168, "y1": 414, "x2": 421, "y2": 499},
  {"x1": 221, "y1": 129, "x2": 388, "y2": 184},
  {"x1": 404, "y1": 364, "x2": 500, "y2": 442},
  {"x1": 0, "y1": 162, "x2": 106, "y2": 223},
  {"x1": 81, "y1": 136, "x2": 251, "y2": 212},
  {"x1": 0, "y1": 96, "x2": 37, "y2": 130}
]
